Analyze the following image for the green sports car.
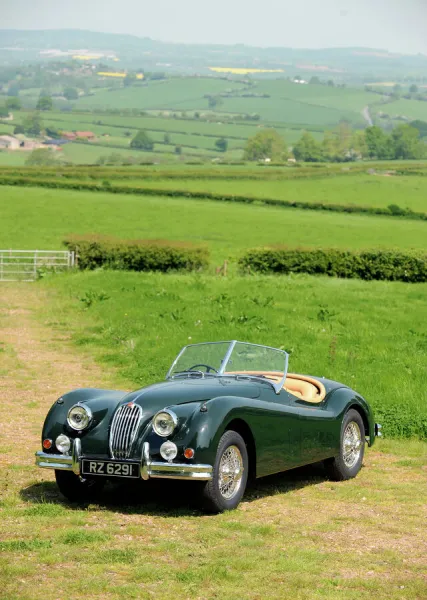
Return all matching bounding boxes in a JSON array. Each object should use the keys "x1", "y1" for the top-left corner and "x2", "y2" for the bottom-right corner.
[{"x1": 36, "y1": 341, "x2": 381, "y2": 512}]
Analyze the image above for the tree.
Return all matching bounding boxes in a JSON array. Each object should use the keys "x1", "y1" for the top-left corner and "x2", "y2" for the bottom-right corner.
[
  {"x1": 215, "y1": 137, "x2": 228, "y2": 152},
  {"x1": 390, "y1": 124, "x2": 425, "y2": 159},
  {"x1": 63, "y1": 87, "x2": 79, "y2": 101},
  {"x1": 45, "y1": 126, "x2": 61, "y2": 139},
  {"x1": 36, "y1": 96, "x2": 53, "y2": 111},
  {"x1": 163, "y1": 133, "x2": 171, "y2": 144},
  {"x1": 309, "y1": 76, "x2": 321, "y2": 85},
  {"x1": 0, "y1": 105, "x2": 9, "y2": 118},
  {"x1": 123, "y1": 75, "x2": 134, "y2": 87},
  {"x1": 410, "y1": 120, "x2": 427, "y2": 138},
  {"x1": 25, "y1": 148, "x2": 58, "y2": 166},
  {"x1": 409, "y1": 84, "x2": 419, "y2": 94},
  {"x1": 13, "y1": 124, "x2": 25, "y2": 134},
  {"x1": 5, "y1": 97, "x2": 21, "y2": 110},
  {"x1": 208, "y1": 96, "x2": 223, "y2": 110},
  {"x1": 130, "y1": 130, "x2": 154, "y2": 151},
  {"x1": 327, "y1": 80, "x2": 335, "y2": 87},
  {"x1": 175, "y1": 145, "x2": 182, "y2": 155},
  {"x1": 293, "y1": 131, "x2": 324, "y2": 162},
  {"x1": 351, "y1": 130, "x2": 368, "y2": 158},
  {"x1": 364, "y1": 126, "x2": 393, "y2": 159},
  {"x1": 243, "y1": 129, "x2": 287, "y2": 161},
  {"x1": 7, "y1": 84, "x2": 20, "y2": 97},
  {"x1": 22, "y1": 112, "x2": 43, "y2": 136}
]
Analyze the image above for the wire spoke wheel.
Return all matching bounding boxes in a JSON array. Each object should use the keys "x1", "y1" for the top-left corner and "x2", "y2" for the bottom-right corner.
[
  {"x1": 218, "y1": 445, "x2": 244, "y2": 500},
  {"x1": 342, "y1": 421, "x2": 362, "y2": 468}
]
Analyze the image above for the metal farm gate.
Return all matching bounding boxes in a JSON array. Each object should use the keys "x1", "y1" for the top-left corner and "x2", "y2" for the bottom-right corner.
[{"x1": 0, "y1": 250, "x2": 75, "y2": 282}]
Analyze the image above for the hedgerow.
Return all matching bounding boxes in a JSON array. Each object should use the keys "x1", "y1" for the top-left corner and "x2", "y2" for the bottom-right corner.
[
  {"x1": 1, "y1": 175, "x2": 427, "y2": 221},
  {"x1": 239, "y1": 247, "x2": 427, "y2": 283},
  {"x1": 63, "y1": 235, "x2": 209, "y2": 272}
]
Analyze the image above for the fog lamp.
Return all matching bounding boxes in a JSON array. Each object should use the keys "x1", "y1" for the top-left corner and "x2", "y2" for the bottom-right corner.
[
  {"x1": 56, "y1": 434, "x2": 71, "y2": 454},
  {"x1": 160, "y1": 441, "x2": 178, "y2": 462}
]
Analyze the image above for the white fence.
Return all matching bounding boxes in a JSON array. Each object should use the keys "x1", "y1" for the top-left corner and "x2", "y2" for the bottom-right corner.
[{"x1": 0, "y1": 250, "x2": 75, "y2": 282}]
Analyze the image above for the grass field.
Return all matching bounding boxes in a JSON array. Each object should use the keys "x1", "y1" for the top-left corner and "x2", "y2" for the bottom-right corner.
[
  {"x1": 41, "y1": 270, "x2": 427, "y2": 437},
  {"x1": 97, "y1": 172, "x2": 427, "y2": 213},
  {"x1": 0, "y1": 285, "x2": 426, "y2": 600},
  {"x1": 2, "y1": 186, "x2": 427, "y2": 264},
  {"x1": 371, "y1": 97, "x2": 427, "y2": 122}
]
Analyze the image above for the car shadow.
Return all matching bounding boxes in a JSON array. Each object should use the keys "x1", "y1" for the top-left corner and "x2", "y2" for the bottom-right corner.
[{"x1": 21, "y1": 462, "x2": 329, "y2": 516}]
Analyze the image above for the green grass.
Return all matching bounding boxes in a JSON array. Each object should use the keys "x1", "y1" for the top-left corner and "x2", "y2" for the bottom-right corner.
[
  {"x1": 104, "y1": 172, "x2": 427, "y2": 213},
  {"x1": 40, "y1": 270, "x2": 427, "y2": 438},
  {"x1": 2, "y1": 186, "x2": 427, "y2": 265},
  {"x1": 75, "y1": 78, "x2": 246, "y2": 111},
  {"x1": 371, "y1": 97, "x2": 427, "y2": 122}
]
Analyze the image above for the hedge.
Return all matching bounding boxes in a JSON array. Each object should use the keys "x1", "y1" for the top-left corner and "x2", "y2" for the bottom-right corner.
[
  {"x1": 64, "y1": 235, "x2": 209, "y2": 272},
  {"x1": 1, "y1": 175, "x2": 427, "y2": 222},
  {"x1": 239, "y1": 247, "x2": 427, "y2": 283}
]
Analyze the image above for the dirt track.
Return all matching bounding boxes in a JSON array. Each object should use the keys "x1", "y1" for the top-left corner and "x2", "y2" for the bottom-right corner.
[{"x1": 0, "y1": 283, "x2": 126, "y2": 469}]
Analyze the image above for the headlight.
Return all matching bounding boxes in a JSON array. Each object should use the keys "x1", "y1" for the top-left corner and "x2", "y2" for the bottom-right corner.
[
  {"x1": 56, "y1": 434, "x2": 71, "y2": 454},
  {"x1": 160, "y1": 441, "x2": 178, "y2": 461},
  {"x1": 67, "y1": 404, "x2": 92, "y2": 431},
  {"x1": 152, "y1": 410, "x2": 178, "y2": 437}
]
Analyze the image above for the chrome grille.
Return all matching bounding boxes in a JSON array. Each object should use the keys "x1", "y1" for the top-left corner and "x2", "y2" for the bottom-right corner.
[{"x1": 109, "y1": 403, "x2": 143, "y2": 459}]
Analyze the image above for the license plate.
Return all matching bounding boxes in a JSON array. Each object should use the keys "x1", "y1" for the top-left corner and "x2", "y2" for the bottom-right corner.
[{"x1": 81, "y1": 459, "x2": 140, "y2": 479}]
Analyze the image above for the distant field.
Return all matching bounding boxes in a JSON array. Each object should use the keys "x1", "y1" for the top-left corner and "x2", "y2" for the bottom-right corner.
[
  {"x1": 371, "y1": 97, "x2": 427, "y2": 122},
  {"x1": 75, "y1": 78, "x2": 246, "y2": 111},
  {"x1": 1, "y1": 186, "x2": 427, "y2": 264}
]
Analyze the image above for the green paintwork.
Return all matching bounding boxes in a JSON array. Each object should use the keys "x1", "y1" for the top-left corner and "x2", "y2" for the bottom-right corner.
[{"x1": 40, "y1": 373, "x2": 376, "y2": 479}]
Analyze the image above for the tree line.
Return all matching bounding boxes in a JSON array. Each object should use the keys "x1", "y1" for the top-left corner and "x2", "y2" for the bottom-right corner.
[{"x1": 243, "y1": 122, "x2": 427, "y2": 162}]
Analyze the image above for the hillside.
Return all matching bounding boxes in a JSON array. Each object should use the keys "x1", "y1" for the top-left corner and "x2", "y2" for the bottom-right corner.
[{"x1": 2, "y1": 29, "x2": 427, "y2": 82}]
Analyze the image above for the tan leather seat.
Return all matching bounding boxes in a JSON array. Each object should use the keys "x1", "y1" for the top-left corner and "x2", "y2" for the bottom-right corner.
[{"x1": 226, "y1": 371, "x2": 326, "y2": 403}]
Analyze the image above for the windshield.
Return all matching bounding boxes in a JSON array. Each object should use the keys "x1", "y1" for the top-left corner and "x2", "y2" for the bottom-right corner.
[{"x1": 167, "y1": 341, "x2": 289, "y2": 393}]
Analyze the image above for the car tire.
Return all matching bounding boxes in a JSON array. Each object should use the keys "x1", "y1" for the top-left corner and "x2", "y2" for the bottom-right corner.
[
  {"x1": 324, "y1": 409, "x2": 365, "y2": 481},
  {"x1": 200, "y1": 430, "x2": 249, "y2": 513},
  {"x1": 55, "y1": 469, "x2": 105, "y2": 502}
]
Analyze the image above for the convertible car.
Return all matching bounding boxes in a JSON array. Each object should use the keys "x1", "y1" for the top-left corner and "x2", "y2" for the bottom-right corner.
[{"x1": 36, "y1": 341, "x2": 380, "y2": 512}]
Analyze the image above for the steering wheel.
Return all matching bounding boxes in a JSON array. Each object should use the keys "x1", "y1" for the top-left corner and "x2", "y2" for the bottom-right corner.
[{"x1": 188, "y1": 363, "x2": 218, "y2": 374}]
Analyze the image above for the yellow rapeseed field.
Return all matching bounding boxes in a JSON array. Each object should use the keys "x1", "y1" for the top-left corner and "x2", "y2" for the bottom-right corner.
[
  {"x1": 97, "y1": 72, "x2": 144, "y2": 79},
  {"x1": 209, "y1": 67, "x2": 284, "y2": 74},
  {"x1": 73, "y1": 54, "x2": 103, "y2": 60}
]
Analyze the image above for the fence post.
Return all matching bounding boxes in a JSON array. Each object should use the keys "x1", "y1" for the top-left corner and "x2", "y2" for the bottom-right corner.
[{"x1": 0, "y1": 252, "x2": 3, "y2": 282}]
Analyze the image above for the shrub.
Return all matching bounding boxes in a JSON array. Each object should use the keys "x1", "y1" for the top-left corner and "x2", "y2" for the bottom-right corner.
[
  {"x1": 63, "y1": 235, "x2": 209, "y2": 272},
  {"x1": 239, "y1": 247, "x2": 427, "y2": 283}
]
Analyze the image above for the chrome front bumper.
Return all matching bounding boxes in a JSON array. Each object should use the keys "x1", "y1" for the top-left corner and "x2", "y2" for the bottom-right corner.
[{"x1": 35, "y1": 440, "x2": 213, "y2": 481}]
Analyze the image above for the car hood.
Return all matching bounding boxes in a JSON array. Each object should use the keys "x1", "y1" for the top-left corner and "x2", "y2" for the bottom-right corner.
[{"x1": 120, "y1": 377, "x2": 261, "y2": 415}]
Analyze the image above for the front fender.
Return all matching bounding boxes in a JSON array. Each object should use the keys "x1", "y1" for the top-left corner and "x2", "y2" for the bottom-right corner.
[
  {"x1": 167, "y1": 395, "x2": 262, "y2": 467},
  {"x1": 41, "y1": 388, "x2": 127, "y2": 454}
]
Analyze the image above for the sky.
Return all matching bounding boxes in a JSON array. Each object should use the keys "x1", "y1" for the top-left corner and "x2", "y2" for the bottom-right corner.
[{"x1": 1, "y1": 0, "x2": 427, "y2": 55}]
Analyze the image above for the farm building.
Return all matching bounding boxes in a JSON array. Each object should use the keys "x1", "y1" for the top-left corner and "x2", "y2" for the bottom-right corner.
[
  {"x1": 62, "y1": 132, "x2": 77, "y2": 140},
  {"x1": 75, "y1": 131, "x2": 96, "y2": 140},
  {"x1": 0, "y1": 135, "x2": 21, "y2": 150}
]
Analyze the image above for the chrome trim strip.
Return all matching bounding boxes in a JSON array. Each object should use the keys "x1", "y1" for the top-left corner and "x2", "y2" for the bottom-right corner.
[
  {"x1": 140, "y1": 442, "x2": 212, "y2": 481},
  {"x1": 35, "y1": 451, "x2": 73, "y2": 470}
]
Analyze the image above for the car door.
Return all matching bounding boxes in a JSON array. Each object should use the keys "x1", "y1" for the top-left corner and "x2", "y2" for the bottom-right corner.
[
  {"x1": 250, "y1": 386, "x2": 302, "y2": 478},
  {"x1": 294, "y1": 397, "x2": 338, "y2": 464}
]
